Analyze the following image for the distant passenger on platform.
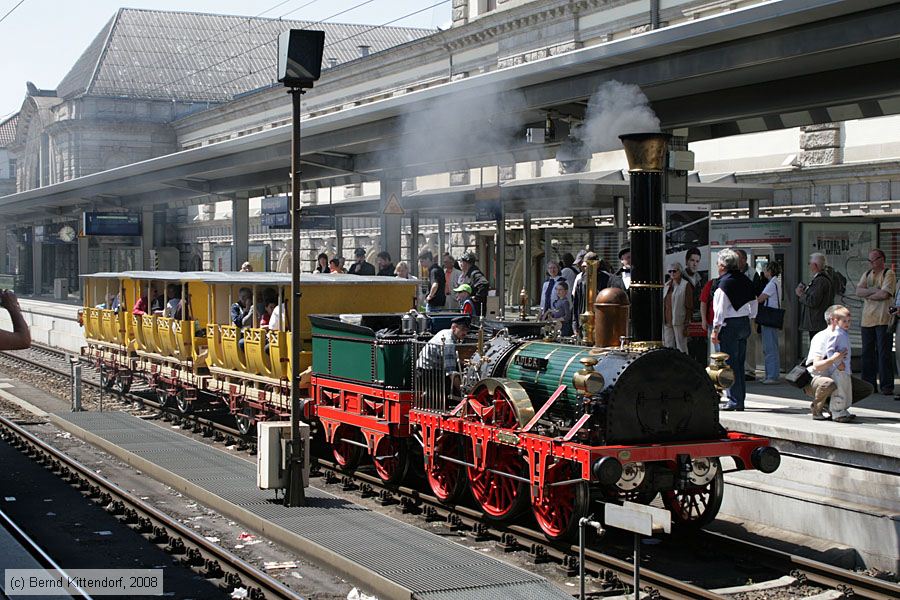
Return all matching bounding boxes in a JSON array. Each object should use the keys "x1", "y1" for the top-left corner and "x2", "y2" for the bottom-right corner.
[
  {"x1": 419, "y1": 251, "x2": 446, "y2": 314},
  {"x1": 663, "y1": 261, "x2": 693, "y2": 353},
  {"x1": 796, "y1": 252, "x2": 834, "y2": 343},
  {"x1": 457, "y1": 252, "x2": 490, "y2": 316},
  {"x1": 540, "y1": 260, "x2": 567, "y2": 315},
  {"x1": 453, "y1": 284, "x2": 476, "y2": 316},
  {"x1": 711, "y1": 248, "x2": 757, "y2": 411},
  {"x1": 608, "y1": 248, "x2": 631, "y2": 291},
  {"x1": 314, "y1": 253, "x2": 329, "y2": 273},
  {"x1": 560, "y1": 252, "x2": 578, "y2": 291},
  {"x1": 394, "y1": 261, "x2": 416, "y2": 280},
  {"x1": 376, "y1": 251, "x2": 395, "y2": 277},
  {"x1": 231, "y1": 287, "x2": 253, "y2": 350},
  {"x1": 0, "y1": 290, "x2": 31, "y2": 350},
  {"x1": 856, "y1": 248, "x2": 895, "y2": 395},
  {"x1": 756, "y1": 261, "x2": 782, "y2": 384},
  {"x1": 240, "y1": 262, "x2": 253, "y2": 272},
  {"x1": 548, "y1": 280, "x2": 573, "y2": 337},
  {"x1": 329, "y1": 258, "x2": 345, "y2": 274},
  {"x1": 348, "y1": 247, "x2": 376, "y2": 276},
  {"x1": 443, "y1": 253, "x2": 462, "y2": 310}
]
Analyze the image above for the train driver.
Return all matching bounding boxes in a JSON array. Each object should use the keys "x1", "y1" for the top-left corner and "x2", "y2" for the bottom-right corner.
[{"x1": 416, "y1": 315, "x2": 471, "y2": 374}]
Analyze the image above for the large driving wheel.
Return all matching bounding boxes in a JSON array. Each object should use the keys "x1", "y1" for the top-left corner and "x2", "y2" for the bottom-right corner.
[
  {"x1": 426, "y1": 432, "x2": 467, "y2": 504},
  {"x1": 466, "y1": 379, "x2": 532, "y2": 521},
  {"x1": 532, "y1": 460, "x2": 590, "y2": 541},
  {"x1": 662, "y1": 458, "x2": 724, "y2": 530},
  {"x1": 332, "y1": 425, "x2": 363, "y2": 471},
  {"x1": 372, "y1": 436, "x2": 408, "y2": 485}
]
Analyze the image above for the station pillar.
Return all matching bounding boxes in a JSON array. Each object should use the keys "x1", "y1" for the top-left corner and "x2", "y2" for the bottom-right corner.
[
  {"x1": 141, "y1": 207, "x2": 154, "y2": 270},
  {"x1": 335, "y1": 216, "x2": 344, "y2": 262},
  {"x1": 232, "y1": 193, "x2": 250, "y2": 269},
  {"x1": 523, "y1": 212, "x2": 533, "y2": 306},
  {"x1": 32, "y1": 227, "x2": 42, "y2": 295},
  {"x1": 77, "y1": 235, "x2": 89, "y2": 298},
  {"x1": 615, "y1": 196, "x2": 628, "y2": 250},
  {"x1": 438, "y1": 217, "x2": 446, "y2": 261},
  {"x1": 380, "y1": 179, "x2": 402, "y2": 267},
  {"x1": 496, "y1": 204, "x2": 506, "y2": 315},
  {"x1": 409, "y1": 211, "x2": 420, "y2": 267},
  {"x1": 0, "y1": 226, "x2": 7, "y2": 274}
]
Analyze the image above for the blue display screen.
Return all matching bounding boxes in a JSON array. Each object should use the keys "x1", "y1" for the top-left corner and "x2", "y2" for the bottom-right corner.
[{"x1": 83, "y1": 213, "x2": 142, "y2": 236}]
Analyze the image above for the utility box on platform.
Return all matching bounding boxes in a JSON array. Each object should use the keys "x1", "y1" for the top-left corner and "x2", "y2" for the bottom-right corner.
[{"x1": 257, "y1": 421, "x2": 310, "y2": 490}]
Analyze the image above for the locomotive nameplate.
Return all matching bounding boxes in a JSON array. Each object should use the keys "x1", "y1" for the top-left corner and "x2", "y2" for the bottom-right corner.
[
  {"x1": 497, "y1": 431, "x2": 520, "y2": 446},
  {"x1": 514, "y1": 355, "x2": 548, "y2": 370}
]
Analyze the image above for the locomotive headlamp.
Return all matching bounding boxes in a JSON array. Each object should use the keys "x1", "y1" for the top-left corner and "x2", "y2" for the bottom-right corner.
[
  {"x1": 573, "y1": 357, "x2": 605, "y2": 396},
  {"x1": 706, "y1": 352, "x2": 735, "y2": 391}
]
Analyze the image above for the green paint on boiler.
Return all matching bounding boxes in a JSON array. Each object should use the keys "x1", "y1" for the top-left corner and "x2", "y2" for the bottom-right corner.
[{"x1": 503, "y1": 341, "x2": 594, "y2": 413}]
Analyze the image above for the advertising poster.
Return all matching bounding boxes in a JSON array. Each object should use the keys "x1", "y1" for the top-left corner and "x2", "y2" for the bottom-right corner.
[
  {"x1": 665, "y1": 204, "x2": 710, "y2": 359},
  {"x1": 248, "y1": 244, "x2": 270, "y2": 273},
  {"x1": 801, "y1": 222, "x2": 878, "y2": 353}
]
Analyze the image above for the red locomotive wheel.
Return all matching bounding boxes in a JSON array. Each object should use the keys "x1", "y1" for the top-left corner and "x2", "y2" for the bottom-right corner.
[
  {"x1": 372, "y1": 436, "x2": 408, "y2": 485},
  {"x1": 332, "y1": 425, "x2": 363, "y2": 471},
  {"x1": 467, "y1": 443, "x2": 529, "y2": 520},
  {"x1": 426, "y1": 433, "x2": 467, "y2": 504},
  {"x1": 662, "y1": 458, "x2": 725, "y2": 529},
  {"x1": 532, "y1": 460, "x2": 590, "y2": 541}
]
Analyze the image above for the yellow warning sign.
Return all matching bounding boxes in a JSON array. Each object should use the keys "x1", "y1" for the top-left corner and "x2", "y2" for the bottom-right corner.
[{"x1": 382, "y1": 193, "x2": 404, "y2": 215}]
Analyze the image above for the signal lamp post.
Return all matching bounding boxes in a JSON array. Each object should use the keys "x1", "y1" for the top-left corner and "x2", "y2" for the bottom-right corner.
[{"x1": 278, "y1": 29, "x2": 325, "y2": 508}]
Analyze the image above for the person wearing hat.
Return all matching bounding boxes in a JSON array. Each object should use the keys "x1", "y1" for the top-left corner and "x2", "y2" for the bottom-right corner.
[
  {"x1": 458, "y1": 252, "x2": 490, "y2": 315},
  {"x1": 453, "y1": 283, "x2": 476, "y2": 316},
  {"x1": 608, "y1": 248, "x2": 631, "y2": 291},
  {"x1": 416, "y1": 315, "x2": 471, "y2": 376},
  {"x1": 348, "y1": 247, "x2": 375, "y2": 276}
]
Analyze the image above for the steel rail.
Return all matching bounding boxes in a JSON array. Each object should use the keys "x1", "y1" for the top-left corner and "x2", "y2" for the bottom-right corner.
[
  {"x1": 700, "y1": 531, "x2": 900, "y2": 600},
  {"x1": 12, "y1": 344, "x2": 898, "y2": 599},
  {"x1": 0, "y1": 415, "x2": 299, "y2": 600},
  {"x1": 314, "y1": 456, "x2": 724, "y2": 600}
]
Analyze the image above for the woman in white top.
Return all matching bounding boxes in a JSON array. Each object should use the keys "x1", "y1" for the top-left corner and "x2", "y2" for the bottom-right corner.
[{"x1": 756, "y1": 261, "x2": 782, "y2": 383}]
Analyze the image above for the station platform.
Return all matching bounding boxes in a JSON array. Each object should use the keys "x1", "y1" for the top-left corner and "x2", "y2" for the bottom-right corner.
[
  {"x1": 717, "y1": 380, "x2": 899, "y2": 573},
  {"x1": 50, "y1": 410, "x2": 571, "y2": 600}
]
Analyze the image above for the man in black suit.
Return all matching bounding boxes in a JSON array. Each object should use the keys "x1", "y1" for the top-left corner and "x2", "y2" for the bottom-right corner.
[{"x1": 607, "y1": 248, "x2": 631, "y2": 291}]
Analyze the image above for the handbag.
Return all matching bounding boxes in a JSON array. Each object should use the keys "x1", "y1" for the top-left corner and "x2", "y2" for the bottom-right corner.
[
  {"x1": 756, "y1": 305, "x2": 785, "y2": 329},
  {"x1": 785, "y1": 360, "x2": 812, "y2": 388},
  {"x1": 755, "y1": 279, "x2": 784, "y2": 329}
]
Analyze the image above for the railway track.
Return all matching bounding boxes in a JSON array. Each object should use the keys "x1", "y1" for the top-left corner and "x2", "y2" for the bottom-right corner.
[
  {"x1": 3, "y1": 343, "x2": 898, "y2": 600},
  {"x1": 0, "y1": 414, "x2": 299, "y2": 600}
]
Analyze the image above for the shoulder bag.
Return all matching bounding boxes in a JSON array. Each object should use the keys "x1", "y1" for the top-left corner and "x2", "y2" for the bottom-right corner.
[
  {"x1": 785, "y1": 360, "x2": 812, "y2": 388},
  {"x1": 755, "y1": 279, "x2": 784, "y2": 329}
]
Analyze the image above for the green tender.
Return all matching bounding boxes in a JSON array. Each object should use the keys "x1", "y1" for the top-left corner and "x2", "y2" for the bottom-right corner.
[
  {"x1": 503, "y1": 341, "x2": 593, "y2": 415},
  {"x1": 310, "y1": 315, "x2": 411, "y2": 388}
]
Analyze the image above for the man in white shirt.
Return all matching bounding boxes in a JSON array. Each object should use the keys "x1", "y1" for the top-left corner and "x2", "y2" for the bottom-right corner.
[
  {"x1": 417, "y1": 316, "x2": 470, "y2": 372},
  {"x1": 710, "y1": 248, "x2": 758, "y2": 411},
  {"x1": 805, "y1": 305, "x2": 873, "y2": 420}
]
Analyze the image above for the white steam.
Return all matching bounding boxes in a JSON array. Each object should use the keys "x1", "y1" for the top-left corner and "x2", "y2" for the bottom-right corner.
[{"x1": 581, "y1": 81, "x2": 660, "y2": 152}]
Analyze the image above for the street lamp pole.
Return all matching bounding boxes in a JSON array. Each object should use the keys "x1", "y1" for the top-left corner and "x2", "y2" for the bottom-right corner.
[{"x1": 286, "y1": 85, "x2": 306, "y2": 507}]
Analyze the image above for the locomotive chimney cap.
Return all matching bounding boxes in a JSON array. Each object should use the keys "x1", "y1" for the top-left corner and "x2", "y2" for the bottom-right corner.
[{"x1": 619, "y1": 132, "x2": 672, "y2": 172}]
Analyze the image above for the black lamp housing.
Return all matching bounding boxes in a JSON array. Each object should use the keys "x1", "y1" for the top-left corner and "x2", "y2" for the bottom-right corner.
[{"x1": 278, "y1": 29, "x2": 325, "y2": 88}]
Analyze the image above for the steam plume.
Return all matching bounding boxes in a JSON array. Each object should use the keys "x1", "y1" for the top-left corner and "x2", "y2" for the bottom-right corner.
[{"x1": 581, "y1": 81, "x2": 660, "y2": 152}]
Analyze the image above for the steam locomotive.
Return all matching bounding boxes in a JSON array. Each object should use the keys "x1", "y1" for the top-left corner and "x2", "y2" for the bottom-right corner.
[{"x1": 82, "y1": 133, "x2": 779, "y2": 541}]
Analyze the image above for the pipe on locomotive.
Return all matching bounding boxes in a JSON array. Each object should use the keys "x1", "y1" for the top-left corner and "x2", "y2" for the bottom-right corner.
[{"x1": 619, "y1": 132, "x2": 672, "y2": 346}]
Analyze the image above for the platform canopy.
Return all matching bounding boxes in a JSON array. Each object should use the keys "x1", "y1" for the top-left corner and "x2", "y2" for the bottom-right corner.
[{"x1": 0, "y1": 0, "x2": 895, "y2": 218}]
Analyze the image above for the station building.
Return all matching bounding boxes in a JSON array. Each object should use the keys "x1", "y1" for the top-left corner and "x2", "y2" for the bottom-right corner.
[{"x1": 0, "y1": 0, "x2": 898, "y2": 364}]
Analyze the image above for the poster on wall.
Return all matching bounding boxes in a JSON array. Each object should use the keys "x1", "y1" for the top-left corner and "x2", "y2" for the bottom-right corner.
[
  {"x1": 664, "y1": 203, "x2": 710, "y2": 341},
  {"x1": 212, "y1": 246, "x2": 233, "y2": 272},
  {"x1": 248, "y1": 244, "x2": 270, "y2": 273},
  {"x1": 709, "y1": 220, "x2": 793, "y2": 248},
  {"x1": 800, "y1": 222, "x2": 878, "y2": 352}
]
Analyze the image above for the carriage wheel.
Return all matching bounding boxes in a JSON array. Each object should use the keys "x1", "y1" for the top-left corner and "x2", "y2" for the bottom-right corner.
[
  {"x1": 662, "y1": 458, "x2": 725, "y2": 529},
  {"x1": 372, "y1": 437, "x2": 409, "y2": 485},
  {"x1": 426, "y1": 432, "x2": 467, "y2": 504},
  {"x1": 100, "y1": 368, "x2": 116, "y2": 390},
  {"x1": 532, "y1": 460, "x2": 591, "y2": 541},
  {"x1": 332, "y1": 425, "x2": 363, "y2": 471},
  {"x1": 466, "y1": 379, "x2": 531, "y2": 521},
  {"x1": 114, "y1": 374, "x2": 131, "y2": 395},
  {"x1": 175, "y1": 389, "x2": 193, "y2": 415},
  {"x1": 235, "y1": 408, "x2": 254, "y2": 436}
]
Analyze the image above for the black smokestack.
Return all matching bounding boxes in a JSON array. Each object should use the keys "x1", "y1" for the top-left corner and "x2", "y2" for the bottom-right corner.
[{"x1": 619, "y1": 133, "x2": 671, "y2": 345}]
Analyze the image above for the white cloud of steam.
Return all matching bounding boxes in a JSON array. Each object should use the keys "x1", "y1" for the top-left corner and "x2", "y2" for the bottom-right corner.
[{"x1": 581, "y1": 81, "x2": 660, "y2": 152}]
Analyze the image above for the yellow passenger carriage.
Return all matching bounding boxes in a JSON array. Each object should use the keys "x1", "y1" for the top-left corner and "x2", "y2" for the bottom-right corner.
[{"x1": 201, "y1": 272, "x2": 416, "y2": 433}]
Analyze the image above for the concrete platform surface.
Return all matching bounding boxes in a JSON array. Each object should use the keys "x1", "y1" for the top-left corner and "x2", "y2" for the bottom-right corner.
[{"x1": 51, "y1": 410, "x2": 571, "y2": 600}]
